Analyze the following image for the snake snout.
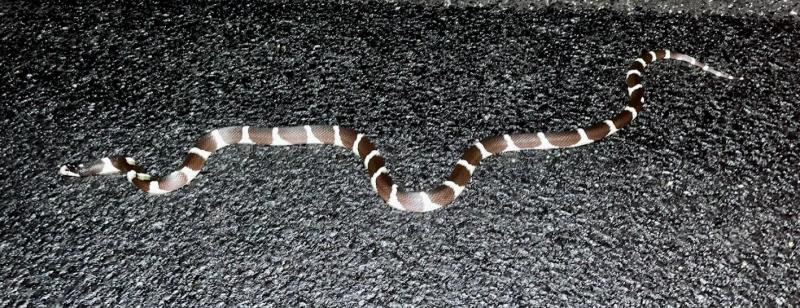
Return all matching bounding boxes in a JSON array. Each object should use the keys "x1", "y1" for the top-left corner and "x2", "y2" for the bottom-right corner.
[{"x1": 58, "y1": 163, "x2": 82, "y2": 177}]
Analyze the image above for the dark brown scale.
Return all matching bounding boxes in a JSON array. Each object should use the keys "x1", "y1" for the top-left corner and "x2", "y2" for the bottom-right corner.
[
  {"x1": 585, "y1": 122, "x2": 612, "y2": 141},
  {"x1": 248, "y1": 127, "x2": 273, "y2": 145},
  {"x1": 131, "y1": 178, "x2": 150, "y2": 192},
  {"x1": 428, "y1": 185, "x2": 455, "y2": 206},
  {"x1": 612, "y1": 110, "x2": 634, "y2": 129},
  {"x1": 374, "y1": 173, "x2": 393, "y2": 200},
  {"x1": 131, "y1": 165, "x2": 147, "y2": 174},
  {"x1": 194, "y1": 133, "x2": 217, "y2": 152},
  {"x1": 629, "y1": 89, "x2": 644, "y2": 112},
  {"x1": 655, "y1": 50, "x2": 667, "y2": 59},
  {"x1": 626, "y1": 74, "x2": 641, "y2": 88},
  {"x1": 642, "y1": 52, "x2": 655, "y2": 64},
  {"x1": 545, "y1": 131, "x2": 581, "y2": 147},
  {"x1": 366, "y1": 155, "x2": 385, "y2": 176},
  {"x1": 338, "y1": 127, "x2": 358, "y2": 148},
  {"x1": 479, "y1": 135, "x2": 507, "y2": 154},
  {"x1": 108, "y1": 156, "x2": 138, "y2": 173},
  {"x1": 461, "y1": 146, "x2": 483, "y2": 166},
  {"x1": 183, "y1": 153, "x2": 206, "y2": 171},
  {"x1": 311, "y1": 126, "x2": 336, "y2": 144},
  {"x1": 629, "y1": 61, "x2": 645, "y2": 72},
  {"x1": 509, "y1": 133, "x2": 541, "y2": 149},
  {"x1": 357, "y1": 136, "x2": 376, "y2": 159},
  {"x1": 218, "y1": 127, "x2": 243, "y2": 144},
  {"x1": 448, "y1": 164, "x2": 471, "y2": 186},
  {"x1": 278, "y1": 126, "x2": 307, "y2": 144}
]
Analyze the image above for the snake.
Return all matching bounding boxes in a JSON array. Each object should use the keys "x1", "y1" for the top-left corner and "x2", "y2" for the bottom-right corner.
[{"x1": 59, "y1": 49, "x2": 742, "y2": 212}]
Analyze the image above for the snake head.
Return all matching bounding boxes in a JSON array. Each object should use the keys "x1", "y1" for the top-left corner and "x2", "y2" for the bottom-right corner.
[{"x1": 58, "y1": 162, "x2": 84, "y2": 177}]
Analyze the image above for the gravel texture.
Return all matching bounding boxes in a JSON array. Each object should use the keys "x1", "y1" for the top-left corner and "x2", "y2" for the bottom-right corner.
[
  {"x1": 375, "y1": 0, "x2": 800, "y2": 19},
  {"x1": 1, "y1": 1, "x2": 798, "y2": 306}
]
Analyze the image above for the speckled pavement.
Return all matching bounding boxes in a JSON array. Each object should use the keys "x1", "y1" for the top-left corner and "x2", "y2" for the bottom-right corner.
[{"x1": 1, "y1": 1, "x2": 798, "y2": 306}]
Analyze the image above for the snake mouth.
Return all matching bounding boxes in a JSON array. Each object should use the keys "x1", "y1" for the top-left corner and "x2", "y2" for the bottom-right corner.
[{"x1": 58, "y1": 164, "x2": 81, "y2": 177}]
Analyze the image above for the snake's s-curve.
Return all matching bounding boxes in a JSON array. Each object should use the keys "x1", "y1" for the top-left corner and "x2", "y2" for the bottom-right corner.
[{"x1": 59, "y1": 50, "x2": 742, "y2": 212}]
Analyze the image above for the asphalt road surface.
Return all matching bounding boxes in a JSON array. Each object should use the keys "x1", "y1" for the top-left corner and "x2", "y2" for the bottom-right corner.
[{"x1": 2, "y1": 1, "x2": 798, "y2": 306}]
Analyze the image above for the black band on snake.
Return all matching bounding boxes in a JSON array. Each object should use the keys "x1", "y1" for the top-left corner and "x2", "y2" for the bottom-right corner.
[{"x1": 59, "y1": 50, "x2": 742, "y2": 212}]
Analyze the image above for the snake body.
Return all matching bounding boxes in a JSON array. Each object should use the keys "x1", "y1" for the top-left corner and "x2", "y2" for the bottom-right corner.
[{"x1": 59, "y1": 50, "x2": 741, "y2": 212}]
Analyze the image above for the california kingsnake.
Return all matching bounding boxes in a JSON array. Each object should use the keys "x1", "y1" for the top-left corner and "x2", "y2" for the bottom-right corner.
[{"x1": 59, "y1": 50, "x2": 741, "y2": 212}]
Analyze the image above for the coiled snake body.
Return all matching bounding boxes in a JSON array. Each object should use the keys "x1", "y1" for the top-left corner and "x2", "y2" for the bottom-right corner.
[{"x1": 59, "y1": 50, "x2": 742, "y2": 212}]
